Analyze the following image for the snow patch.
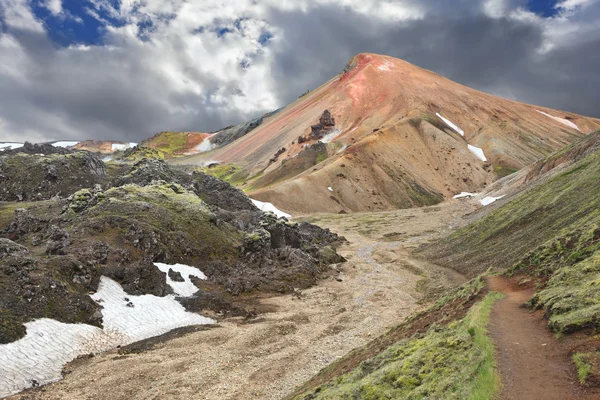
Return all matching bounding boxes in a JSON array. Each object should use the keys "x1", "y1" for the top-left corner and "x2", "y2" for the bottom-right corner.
[
  {"x1": 377, "y1": 61, "x2": 393, "y2": 71},
  {"x1": 102, "y1": 156, "x2": 113, "y2": 162},
  {"x1": 90, "y1": 277, "x2": 213, "y2": 343},
  {"x1": 480, "y1": 195, "x2": 505, "y2": 206},
  {"x1": 0, "y1": 319, "x2": 112, "y2": 398},
  {"x1": 52, "y1": 141, "x2": 79, "y2": 148},
  {"x1": 111, "y1": 142, "x2": 137, "y2": 152},
  {"x1": 251, "y1": 199, "x2": 291, "y2": 219},
  {"x1": 154, "y1": 263, "x2": 207, "y2": 297},
  {"x1": 320, "y1": 128, "x2": 342, "y2": 144},
  {"x1": 453, "y1": 192, "x2": 477, "y2": 199},
  {"x1": 0, "y1": 276, "x2": 213, "y2": 397},
  {"x1": 468, "y1": 145, "x2": 487, "y2": 162},
  {"x1": 328, "y1": 186, "x2": 334, "y2": 192},
  {"x1": 196, "y1": 138, "x2": 216, "y2": 153},
  {"x1": 436, "y1": 113, "x2": 464, "y2": 136},
  {"x1": 536, "y1": 110, "x2": 580, "y2": 131},
  {"x1": 0, "y1": 142, "x2": 24, "y2": 151}
]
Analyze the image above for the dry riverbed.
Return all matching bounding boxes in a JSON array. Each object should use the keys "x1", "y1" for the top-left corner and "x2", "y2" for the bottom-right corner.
[{"x1": 11, "y1": 201, "x2": 477, "y2": 400}]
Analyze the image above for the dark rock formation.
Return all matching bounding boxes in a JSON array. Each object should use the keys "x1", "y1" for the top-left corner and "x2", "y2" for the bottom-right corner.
[
  {"x1": 269, "y1": 147, "x2": 286, "y2": 165},
  {"x1": 310, "y1": 110, "x2": 336, "y2": 140},
  {"x1": 0, "y1": 158, "x2": 344, "y2": 343},
  {"x1": 0, "y1": 151, "x2": 106, "y2": 201}
]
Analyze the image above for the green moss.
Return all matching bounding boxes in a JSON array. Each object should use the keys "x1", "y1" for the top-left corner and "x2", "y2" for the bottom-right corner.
[
  {"x1": 316, "y1": 151, "x2": 328, "y2": 164},
  {"x1": 0, "y1": 309, "x2": 26, "y2": 344},
  {"x1": 493, "y1": 165, "x2": 519, "y2": 178},
  {"x1": 421, "y1": 146, "x2": 600, "y2": 277},
  {"x1": 202, "y1": 164, "x2": 248, "y2": 186},
  {"x1": 573, "y1": 353, "x2": 593, "y2": 384},
  {"x1": 144, "y1": 131, "x2": 189, "y2": 157},
  {"x1": 84, "y1": 183, "x2": 242, "y2": 262},
  {"x1": 295, "y1": 292, "x2": 502, "y2": 400}
]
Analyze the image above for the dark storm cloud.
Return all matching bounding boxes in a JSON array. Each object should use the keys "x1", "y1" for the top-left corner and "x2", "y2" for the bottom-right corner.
[
  {"x1": 267, "y1": 5, "x2": 599, "y2": 118},
  {"x1": 0, "y1": 0, "x2": 599, "y2": 143}
]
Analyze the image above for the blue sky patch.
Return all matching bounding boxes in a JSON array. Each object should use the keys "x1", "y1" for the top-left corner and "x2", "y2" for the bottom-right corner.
[
  {"x1": 30, "y1": 0, "x2": 124, "y2": 47},
  {"x1": 527, "y1": 0, "x2": 560, "y2": 18}
]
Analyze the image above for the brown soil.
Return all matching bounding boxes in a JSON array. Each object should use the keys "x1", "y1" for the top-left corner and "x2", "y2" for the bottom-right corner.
[
  {"x1": 9, "y1": 201, "x2": 473, "y2": 400},
  {"x1": 487, "y1": 275, "x2": 600, "y2": 400}
]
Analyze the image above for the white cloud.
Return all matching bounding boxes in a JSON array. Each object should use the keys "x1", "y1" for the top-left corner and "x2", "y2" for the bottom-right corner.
[
  {"x1": 0, "y1": 0, "x2": 599, "y2": 142},
  {"x1": 42, "y1": 0, "x2": 62, "y2": 16}
]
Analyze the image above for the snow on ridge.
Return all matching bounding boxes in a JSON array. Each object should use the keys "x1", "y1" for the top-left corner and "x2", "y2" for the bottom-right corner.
[
  {"x1": 0, "y1": 142, "x2": 24, "y2": 151},
  {"x1": 0, "y1": 274, "x2": 214, "y2": 397},
  {"x1": 536, "y1": 110, "x2": 580, "y2": 131},
  {"x1": 453, "y1": 192, "x2": 477, "y2": 199},
  {"x1": 480, "y1": 195, "x2": 505, "y2": 206},
  {"x1": 111, "y1": 142, "x2": 137, "y2": 152},
  {"x1": 154, "y1": 263, "x2": 207, "y2": 297},
  {"x1": 196, "y1": 137, "x2": 216, "y2": 153},
  {"x1": 467, "y1": 144, "x2": 487, "y2": 162},
  {"x1": 436, "y1": 113, "x2": 464, "y2": 136},
  {"x1": 52, "y1": 141, "x2": 79, "y2": 148},
  {"x1": 251, "y1": 199, "x2": 291, "y2": 219}
]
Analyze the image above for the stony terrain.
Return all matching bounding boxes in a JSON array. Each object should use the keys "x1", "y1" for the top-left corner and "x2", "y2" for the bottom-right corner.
[
  {"x1": 7, "y1": 201, "x2": 473, "y2": 400},
  {"x1": 0, "y1": 149, "x2": 344, "y2": 348}
]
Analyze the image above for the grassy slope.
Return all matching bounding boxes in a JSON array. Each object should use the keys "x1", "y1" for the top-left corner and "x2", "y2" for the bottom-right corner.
[
  {"x1": 292, "y1": 134, "x2": 600, "y2": 397},
  {"x1": 292, "y1": 280, "x2": 502, "y2": 399},
  {"x1": 419, "y1": 139, "x2": 600, "y2": 277}
]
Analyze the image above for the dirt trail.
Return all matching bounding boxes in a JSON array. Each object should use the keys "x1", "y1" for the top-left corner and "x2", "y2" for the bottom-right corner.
[
  {"x1": 487, "y1": 276, "x2": 600, "y2": 400},
  {"x1": 10, "y1": 202, "x2": 473, "y2": 400}
]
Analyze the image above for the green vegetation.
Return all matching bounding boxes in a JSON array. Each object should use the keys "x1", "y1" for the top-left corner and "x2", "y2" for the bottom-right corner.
[
  {"x1": 202, "y1": 164, "x2": 248, "y2": 186},
  {"x1": 295, "y1": 292, "x2": 502, "y2": 400},
  {"x1": 421, "y1": 144, "x2": 600, "y2": 277},
  {"x1": 493, "y1": 164, "x2": 519, "y2": 178},
  {"x1": 145, "y1": 131, "x2": 189, "y2": 157},
  {"x1": 573, "y1": 353, "x2": 593, "y2": 384}
]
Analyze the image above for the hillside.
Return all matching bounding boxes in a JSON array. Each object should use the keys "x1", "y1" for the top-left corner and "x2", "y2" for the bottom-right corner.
[
  {"x1": 287, "y1": 131, "x2": 600, "y2": 400},
  {"x1": 0, "y1": 148, "x2": 343, "y2": 397},
  {"x1": 177, "y1": 53, "x2": 600, "y2": 214}
]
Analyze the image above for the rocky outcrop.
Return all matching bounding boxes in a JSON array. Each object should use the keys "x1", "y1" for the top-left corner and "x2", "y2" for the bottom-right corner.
[
  {"x1": 310, "y1": 110, "x2": 336, "y2": 140},
  {"x1": 0, "y1": 142, "x2": 72, "y2": 156},
  {"x1": 0, "y1": 151, "x2": 106, "y2": 201},
  {"x1": 0, "y1": 159, "x2": 344, "y2": 344}
]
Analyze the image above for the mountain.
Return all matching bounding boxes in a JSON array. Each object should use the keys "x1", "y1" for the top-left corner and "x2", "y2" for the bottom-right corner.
[
  {"x1": 178, "y1": 53, "x2": 600, "y2": 214},
  {"x1": 289, "y1": 130, "x2": 600, "y2": 399}
]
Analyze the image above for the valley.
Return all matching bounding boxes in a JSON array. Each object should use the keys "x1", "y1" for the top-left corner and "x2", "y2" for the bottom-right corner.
[
  {"x1": 7, "y1": 201, "x2": 474, "y2": 400},
  {"x1": 2, "y1": 53, "x2": 600, "y2": 399}
]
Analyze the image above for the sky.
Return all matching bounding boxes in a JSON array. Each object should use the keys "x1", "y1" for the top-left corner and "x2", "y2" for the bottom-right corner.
[{"x1": 0, "y1": 0, "x2": 599, "y2": 143}]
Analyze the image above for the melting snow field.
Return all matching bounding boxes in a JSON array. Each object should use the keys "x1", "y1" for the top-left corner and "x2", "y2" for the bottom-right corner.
[
  {"x1": 196, "y1": 138, "x2": 216, "y2": 153},
  {"x1": 111, "y1": 142, "x2": 137, "y2": 152},
  {"x1": 251, "y1": 199, "x2": 291, "y2": 219},
  {"x1": 321, "y1": 128, "x2": 342, "y2": 144},
  {"x1": 0, "y1": 142, "x2": 24, "y2": 151},
  {"x1": 51, "y1": 141, "x2": 80, "y2": 148},
  {"x1": 0, "y1": 266, "x2": 214, "y2": 398},
  {"x1": 536, "y1": 110, "x2": 581, "y2": 131},
  {"x1": 453, "y1": 192, "x2": 477, "y2": 199},
  {"x1": 480, "y1": 195, "x2": 505, "y2": 206},
  {"x1": 436, "y1": 113, "x2": 464, "y2": 136},
  {"x1": 154, "y1": 263, "x2": 207, "y2": 297},
  {"x1": 468, "y1": 145, "x2": 487, "y2": 162}
]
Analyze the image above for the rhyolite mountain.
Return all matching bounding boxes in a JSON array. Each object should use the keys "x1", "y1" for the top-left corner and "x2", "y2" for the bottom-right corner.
[{"x1": 173, "y1": 53, "x2": 600, "y2": 214}]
